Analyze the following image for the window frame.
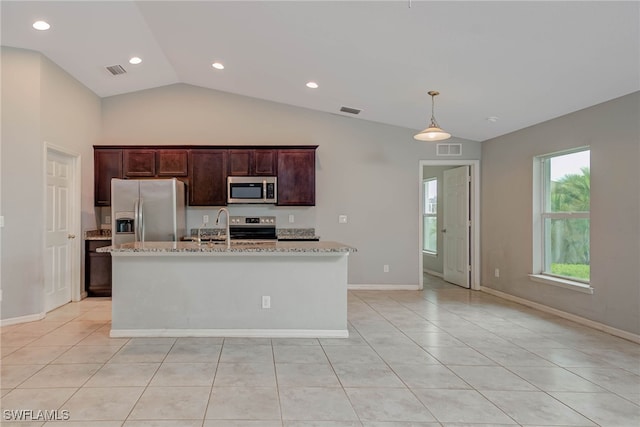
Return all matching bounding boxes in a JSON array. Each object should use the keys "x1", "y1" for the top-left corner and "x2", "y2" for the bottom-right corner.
[
  {"x1": 531, "y1": 147, "x2": 592, "y2": 291},
  {"x1": 422, "y1": 177, "x2": 438, "y2": 255}
]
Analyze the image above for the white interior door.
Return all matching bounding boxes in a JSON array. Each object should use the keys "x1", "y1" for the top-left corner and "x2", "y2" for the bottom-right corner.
[
  {"x1": 443, "y1": 166, "x2": 470, "y2": 288},
  {"x1": 45, "y1": 150, "x2": 75, "y2": 311}
]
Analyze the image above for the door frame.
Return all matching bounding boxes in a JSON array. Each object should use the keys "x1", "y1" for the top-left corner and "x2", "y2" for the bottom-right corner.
[
  {"x1": 418, "y1": 160, "x2": 480, "y2": 291},
  {"x1": 44, "y1": 142, "x2": 83, "y2": 305}
]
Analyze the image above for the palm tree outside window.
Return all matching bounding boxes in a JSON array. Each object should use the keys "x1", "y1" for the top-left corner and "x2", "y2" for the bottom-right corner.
[{"x1": 540, "y1": 149, "x2": 590, "y2": 282}]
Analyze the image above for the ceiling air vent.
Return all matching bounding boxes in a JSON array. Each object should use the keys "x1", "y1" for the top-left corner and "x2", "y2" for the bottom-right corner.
[
  {"x1": 105, "y1": 65, "x2": 127, "y2": 76},
  {"x1": 339, "y1": 106, "x2": 361, "y2": 115},
  {"x1": 436, "y1": 143, "x2": 462, "y2": 156}
]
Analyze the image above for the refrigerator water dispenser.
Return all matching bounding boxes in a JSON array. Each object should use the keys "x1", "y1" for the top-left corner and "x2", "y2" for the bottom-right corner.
[{"x1": 114, "y1": 213, "x2": 134, "y2": 234}]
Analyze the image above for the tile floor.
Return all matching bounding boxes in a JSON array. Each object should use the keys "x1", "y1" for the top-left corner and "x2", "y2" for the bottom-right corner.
[{"x1": 1, "y1": 275, "x2": 639, "y2": 426}]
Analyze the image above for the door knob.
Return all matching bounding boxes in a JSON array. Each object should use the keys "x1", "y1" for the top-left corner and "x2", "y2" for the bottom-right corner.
[
  {"x1": 441, "y1": 229, "x2": 447, "y2": 233},
  {"x1": 68, "y1": 234, "x2": 76, "y2": 239}
]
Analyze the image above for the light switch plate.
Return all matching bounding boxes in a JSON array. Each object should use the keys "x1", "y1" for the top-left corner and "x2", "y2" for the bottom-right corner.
[
  {"x1": 262, "y1": 295, "x2": 271, "y2": 309},
  {"x1": 338, "y1": 215, "x2": 348, "y2": 224}
]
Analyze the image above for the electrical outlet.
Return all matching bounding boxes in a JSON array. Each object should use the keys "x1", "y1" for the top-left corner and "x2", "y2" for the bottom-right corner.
[
  {"x1": 105, "y1": 215, "x2": 111, "y2": 224},
  {"x1": 262, "y1": 296, "x2": 271, "y2": 309},
  {"x1": 495, "y1": 268, "x2": 500, "y2": 278},
  {"x1": 289, "y1": 214, "x2": 295, "y2": 223},
  {"x1": 338, "y1": 215, "x2": 348, "y2": 224},
  {"x1": 383, "y1": 264, "x2": 389, "y2": 273},
  {"x1": 0, "y1": 216, "x2": 4, "y2": 227},
  {"x1": 0, "y1": 289, "x2": 3, "y2": 301},
  {"x1": 203, "y1": 215, "x2": 209, "y2": 224}
]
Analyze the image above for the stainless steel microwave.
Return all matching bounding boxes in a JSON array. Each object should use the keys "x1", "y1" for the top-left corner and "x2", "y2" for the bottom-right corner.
[{"x1": 227, "y1": 176, "x2": 277, "y2": 204}]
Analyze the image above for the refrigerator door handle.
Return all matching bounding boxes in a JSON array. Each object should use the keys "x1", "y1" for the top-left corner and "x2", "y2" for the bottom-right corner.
[
  {"x1": 134, "y1": 198, "x2": 140, "y2": 242},
  {"x1": 139, "y1": 198, "x2": 145, "y2": 242}
]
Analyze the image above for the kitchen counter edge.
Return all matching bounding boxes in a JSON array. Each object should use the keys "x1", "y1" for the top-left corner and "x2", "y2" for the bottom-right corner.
[{"x1": 98, "y1": 240, "x2": 356, "y2": 254}]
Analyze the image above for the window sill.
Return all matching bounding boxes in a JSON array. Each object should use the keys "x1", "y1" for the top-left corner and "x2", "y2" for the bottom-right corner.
[
  {"x1": 422, "y1": 251, "x2": 438, "y2": 257},
  {"x1": 529, "y1": 274, "x2": 594, "y2": 294}
]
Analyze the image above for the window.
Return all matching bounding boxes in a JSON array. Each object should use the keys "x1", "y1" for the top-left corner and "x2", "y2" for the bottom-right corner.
[
  {"x1": 423, "y1": 178, "x2": 438, "y2": 253},
  {"x1": 536, "y1": 148, "x2": 590, "y2": 283}
]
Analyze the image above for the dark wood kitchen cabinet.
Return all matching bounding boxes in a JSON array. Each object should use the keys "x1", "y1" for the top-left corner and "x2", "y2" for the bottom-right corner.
[
  {"x1": 228, "y1": 149, "x2": 276, "y2": 176},
  {"x1": 188, "y1": 149, "x2": 228, "y2": 206},
  {"x1": 123, "y1": 149, "x2": 156, "y2": 177},
  {"x1": 85, "y1": 240, "x2": 112, "y2": 297},
  {"x1": 157, "y1": 149, "x2": 188, "y2": 176},
  {"x1": 94, "y1": 148, "x2": 123, "y2": 206},
  {"x1": 95, "y1": 145, "x2": 316, "y2": 206},
  {"x1": 277, "y1": 148, "x2": 316, "y2": 206}
]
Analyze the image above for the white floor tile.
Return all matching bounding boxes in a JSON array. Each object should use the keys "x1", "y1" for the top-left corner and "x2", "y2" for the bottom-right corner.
[{"x1": 1, "y1": 278, "x2": 637, "y2": 426}]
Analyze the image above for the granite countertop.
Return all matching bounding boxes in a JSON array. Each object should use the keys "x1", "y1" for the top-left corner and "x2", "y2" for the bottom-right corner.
[
  {"x1": 99, "y1": 240, "x2": 355, "y2": 254},
  {"x1": 85, "y1": 229, "x2": 112, "y2": 240}
]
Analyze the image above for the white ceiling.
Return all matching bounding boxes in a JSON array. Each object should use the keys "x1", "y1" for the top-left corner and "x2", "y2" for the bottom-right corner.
[{"x1": 2, "y1": 1, "x2": 638, "y2": 141}]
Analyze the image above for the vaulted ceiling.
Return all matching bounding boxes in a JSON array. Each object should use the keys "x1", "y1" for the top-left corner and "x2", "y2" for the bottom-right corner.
[{"x1": 2, "y1": 1, "x2": 638, "y2": 141}]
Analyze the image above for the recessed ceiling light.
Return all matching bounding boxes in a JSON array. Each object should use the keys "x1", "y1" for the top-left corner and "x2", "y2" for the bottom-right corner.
[
  {"x1": 129, "y1": 57, "x2": 142, "y2": 65},
  {"x1": 32, "y1": 20, "x2": 50, "y2": 31},
  {"x1": 306, "y1": 82, "x2": 319, "y2": 89},
  {"x1": 212, "y1": 62, "x2": 224, "y2": 70},
  {"x1": 486, "y1": 116, "x2": 499, "y2": 123}
]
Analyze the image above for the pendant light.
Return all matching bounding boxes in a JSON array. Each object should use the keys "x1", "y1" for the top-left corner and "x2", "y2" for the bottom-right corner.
[{"x1": 414, "y1": 90, "x2": 451, "y2": 141}]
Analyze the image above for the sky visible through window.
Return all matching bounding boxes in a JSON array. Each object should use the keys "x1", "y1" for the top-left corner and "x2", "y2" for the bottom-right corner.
[{"x1": 550, "y1": 150, "x2": 590, "y2": 180}]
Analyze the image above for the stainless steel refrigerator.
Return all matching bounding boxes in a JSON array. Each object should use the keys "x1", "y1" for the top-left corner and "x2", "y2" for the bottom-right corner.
[{"x1": 111, "y1": 178, "x2": 186, "y2": 246}]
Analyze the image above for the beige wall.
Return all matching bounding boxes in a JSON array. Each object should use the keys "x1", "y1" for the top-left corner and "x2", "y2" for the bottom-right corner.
[
  {"x1": 100, "y1": 84, "x2": 482, "y2": 286},
  {"x1": 481, "y1": 92, "x2": 640, "y2": 335},
  {"x1": 1, "y1": 47, "x2": 101, "y2": 320}
]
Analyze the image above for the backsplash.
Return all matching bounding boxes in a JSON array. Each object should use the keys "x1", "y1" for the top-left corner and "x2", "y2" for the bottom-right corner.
[{"x1": 188, "y1": 227, "x2": 318, "y2": 240}]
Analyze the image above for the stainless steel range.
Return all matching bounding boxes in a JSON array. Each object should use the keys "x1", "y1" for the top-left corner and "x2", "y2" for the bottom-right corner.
[{"x1": 229, "y1": 216, "x2": 277, "y2": 241}]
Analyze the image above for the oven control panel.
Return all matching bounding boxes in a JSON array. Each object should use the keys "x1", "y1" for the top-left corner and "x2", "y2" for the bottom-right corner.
[{"x1": 229, "y1": 216, "x2": 276, "y2": 226}]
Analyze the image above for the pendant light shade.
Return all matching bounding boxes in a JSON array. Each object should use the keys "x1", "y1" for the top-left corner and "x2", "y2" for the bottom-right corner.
[{"x1": 414, "y1": 90, "x2": 451, "y2": 141}]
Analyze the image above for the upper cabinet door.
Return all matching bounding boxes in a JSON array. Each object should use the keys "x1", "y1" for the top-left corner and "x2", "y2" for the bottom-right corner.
[
  {"x1": 157, "y1": 149, "x2": 188, "y2": 176},
  {"x1": 124, "y1": 149, "x2": 156, "y2": 177},
  {"x1": 188, "y1": 149, "x2": 228, "y2": 206},
  {"x1": 254, "y1": 149, "x2": 277, "y2": 175},
  {"x1": 94, "y1": 149, "x2": 123, "y2": 206},
  {"x1": 228, "y1": 149, "x2": 277, "y2": 176},
  {"x1": 228, "y1": 149, "x2": 252, "y2": 176},
  {"x1": 277, "y1": 149, "x2": 316, "y2": 206}
]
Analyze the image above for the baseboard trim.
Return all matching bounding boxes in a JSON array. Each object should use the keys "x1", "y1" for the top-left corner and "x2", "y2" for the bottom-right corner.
[
  {"x1": 480, "y1": 286, "x2": 640, "y2": 344},
  {"x1": 110, "y1": 328, "x2": 349, "y2": 338},
  {"x1": 1, "y1": 311, "x2": 46, "y2": 327},
  {"x1": 348, "y1": 284, "x2": 421, "y2": 291}
]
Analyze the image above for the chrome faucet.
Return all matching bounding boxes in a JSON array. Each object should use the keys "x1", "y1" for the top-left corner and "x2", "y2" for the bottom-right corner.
[
  {"x1": 196, "y1": 225, "x2": 204, "y2": 244},
  {"x1": 215, "y1": 207, "x2": 231, "y2": 249}
]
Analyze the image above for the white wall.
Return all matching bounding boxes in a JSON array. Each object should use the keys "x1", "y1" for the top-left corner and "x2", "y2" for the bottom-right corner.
[
  {"x1": 100, "y1": 83, "x2": 482, "y2": 286},
  {"x1": 0, "y1": 47, "x2": 101, "y2": 320},
  {"x1": 481, "y1": 92, "x2": 640, "y2": 335}
]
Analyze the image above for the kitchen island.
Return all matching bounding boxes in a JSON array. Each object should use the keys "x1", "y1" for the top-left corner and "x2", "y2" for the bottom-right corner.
[{"x1": 99, "y1": 241, "x2": 356, "y2": 338}]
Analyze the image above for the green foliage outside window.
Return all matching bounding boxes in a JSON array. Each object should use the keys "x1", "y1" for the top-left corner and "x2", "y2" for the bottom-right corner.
[{"x1": 549, "y1": 167, "x2": 590, "y2": 280}]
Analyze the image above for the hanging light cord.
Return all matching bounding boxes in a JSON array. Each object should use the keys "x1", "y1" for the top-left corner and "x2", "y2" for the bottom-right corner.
[{"x1": 430, "y1": 93, "x2": 440, "y2": 128}]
